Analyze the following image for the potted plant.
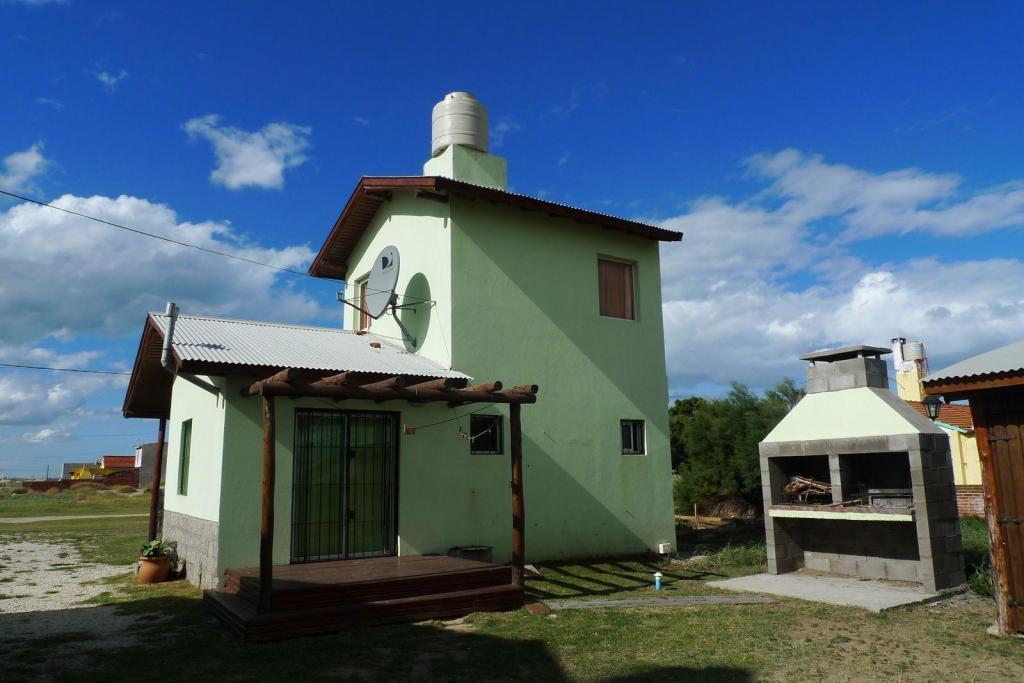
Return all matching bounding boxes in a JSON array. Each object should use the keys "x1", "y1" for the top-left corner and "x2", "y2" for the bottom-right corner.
[{"x1": 138, "y1": 539, "x2": 178, "y2": 584}]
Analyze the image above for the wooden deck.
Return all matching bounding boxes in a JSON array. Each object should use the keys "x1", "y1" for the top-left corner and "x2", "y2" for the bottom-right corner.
[{"x1": 204, "y1": 555, "x2": 524, "y2": 641}]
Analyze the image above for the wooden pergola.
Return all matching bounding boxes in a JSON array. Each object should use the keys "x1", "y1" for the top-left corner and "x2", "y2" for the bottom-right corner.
[{"x1": 243, "y1": 368, "x2": 539, "y2": 613}]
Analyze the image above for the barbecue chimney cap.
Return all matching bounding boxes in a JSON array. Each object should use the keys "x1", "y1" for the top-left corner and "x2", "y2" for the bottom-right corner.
[{"x1": 799, "y1": 345, "x2": 892, "y2": 363}]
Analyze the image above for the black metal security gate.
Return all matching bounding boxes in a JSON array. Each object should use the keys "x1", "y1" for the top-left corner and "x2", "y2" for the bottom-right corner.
[{"x1": 291, "y1": 409, "x2": 398, "y2": 563}]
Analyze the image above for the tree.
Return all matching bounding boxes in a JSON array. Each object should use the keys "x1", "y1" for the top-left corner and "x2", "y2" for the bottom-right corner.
[{"x1": 671, "y1": 379, "x2": 803, "y2": 510}]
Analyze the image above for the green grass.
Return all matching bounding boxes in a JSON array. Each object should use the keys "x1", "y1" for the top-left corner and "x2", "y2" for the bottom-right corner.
[
  {"x1": 0, "y1": 517, "x2": 1019, "y2": 681},
  {"x1": 0, "y1": 517, "x2": 148, "y2": 565},
  {"x1": 961, "y1": 516, "x2": 995, "y2": 596},
  {"x1": 0, "y1": 488, "x2": 150, "y2": 518}
]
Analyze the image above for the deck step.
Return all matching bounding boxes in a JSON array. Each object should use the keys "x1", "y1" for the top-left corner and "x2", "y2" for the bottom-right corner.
[
  {"x1": 227, "y1": 565, "x2": 514, "y2": 610},
  {"x1": 204, "y1": 583, "x2": 524, "y2": 642}
]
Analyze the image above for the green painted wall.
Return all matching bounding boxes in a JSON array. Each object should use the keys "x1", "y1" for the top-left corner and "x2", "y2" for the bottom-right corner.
[
  {"x1": 163, "y1": 375, "x2": 226, "y2": 522},
  {"x1": 344, "y1": 191, "x2": 453, "y2": 368},
  {"x1": 449, "y1": 197, "x2": 677, "y2": 560},
  {"x1": 164, "y1": 183, "x2": 676, "y2": 574},
  {"x1": 215, "y1": 379, "x2": 520, "y2": 574}
]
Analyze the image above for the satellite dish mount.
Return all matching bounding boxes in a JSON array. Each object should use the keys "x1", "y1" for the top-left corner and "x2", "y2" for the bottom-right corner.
[{"x1": 339, "y1": 245, "x2": 419, "y2": 347}]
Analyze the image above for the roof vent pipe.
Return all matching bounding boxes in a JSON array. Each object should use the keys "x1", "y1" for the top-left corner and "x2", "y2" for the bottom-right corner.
[
  {"x1": 431, "y1": 92, "x2": 488, "y2": 157},
  {"x1": 159, "y1": 301, "x2": 219, "y2": 397}
]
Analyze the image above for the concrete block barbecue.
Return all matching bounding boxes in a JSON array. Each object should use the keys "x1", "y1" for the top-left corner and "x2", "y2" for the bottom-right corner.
[{"x1": 759, "y1": 345, "x2": 966, "y2": 592}]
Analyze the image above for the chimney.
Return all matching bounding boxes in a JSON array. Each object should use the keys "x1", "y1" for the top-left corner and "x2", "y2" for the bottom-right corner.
[
  {"x1": 891, "y1": 337, "x2": 928, "y2": 402},
  {"x1": 423, "y1": 92, "x2": 508, "y2": 190},
  {"x1": 801, "y1": 345, "x2": 891, "y2": 394}
]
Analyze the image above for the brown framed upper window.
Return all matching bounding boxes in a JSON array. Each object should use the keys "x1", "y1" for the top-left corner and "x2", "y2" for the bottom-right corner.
[
  {"x1": 598, "y1": 258, "x2": 635, "y2": 320},
  {"x1": 358, "y1": 279, "x2": 370, "y2": 330}
]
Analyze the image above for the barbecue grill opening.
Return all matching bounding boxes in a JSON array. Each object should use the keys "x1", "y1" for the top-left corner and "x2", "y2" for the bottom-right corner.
[
  {"x1": 838, "y1": 452, "x2": 913, "y2": 509},
  {"x1": 770, "y1": 455, "x2": 833, "y2": 505}
]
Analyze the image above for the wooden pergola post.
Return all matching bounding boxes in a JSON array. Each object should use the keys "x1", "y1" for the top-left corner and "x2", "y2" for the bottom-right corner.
[
  {"x1": 259, "y1": 393, "x2": 276, "y2": 613},
  {"x1": 147, "y1": 417, "x2": 167, "y2": 542},
  {"x1": 510, "y1": 402, "x2": 525, "y2": 587}
]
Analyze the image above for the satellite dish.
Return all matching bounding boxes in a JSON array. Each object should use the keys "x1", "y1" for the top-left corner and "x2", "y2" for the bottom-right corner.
[{"x1": 364, "y1": 246, "x2": 400, "y2": 319}]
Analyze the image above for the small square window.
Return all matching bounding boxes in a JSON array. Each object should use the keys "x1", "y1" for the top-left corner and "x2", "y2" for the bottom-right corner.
[
  {"x1": 620, "y1": 420, "x2": 645, "y2": 455},
  {"x1": 470, "y1": 414, "x2": 503, "y2": 455},
  {"x1": 598, "y1": 258, "x2": 635, "y2": 320}
]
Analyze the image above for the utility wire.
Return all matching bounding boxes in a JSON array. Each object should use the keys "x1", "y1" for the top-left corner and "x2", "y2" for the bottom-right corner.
[
  {"x1": 0, "y1": 362, "x2": 130, "y2": 376},
  {"x1": 0, "y1": 187, "x2": 335, "y2": 284},
  {"x1": 0, "y1": 187, "x2": 434, "y2": 303}
]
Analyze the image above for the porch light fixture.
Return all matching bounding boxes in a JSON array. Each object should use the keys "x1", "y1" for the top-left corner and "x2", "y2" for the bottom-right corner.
[{"x1": 923, "y1": 394, "x2": 942, "y2": 421}]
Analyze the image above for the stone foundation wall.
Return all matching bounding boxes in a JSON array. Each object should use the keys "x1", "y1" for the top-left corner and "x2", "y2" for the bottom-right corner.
[
  {"x1": 956, "y1": 485, "x2": 985, "y2": 517},
  {"x1": 162, "y1": 510, "x2": 220, "y2": 589}
]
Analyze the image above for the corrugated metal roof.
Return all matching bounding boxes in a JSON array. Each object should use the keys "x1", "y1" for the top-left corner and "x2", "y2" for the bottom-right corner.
[
  {"x1": 150, "y1": 313, "x2": 468, "y2": 379},
  {"x1": 924, "y1": 338, "x2": 1024, "y2": 384}
]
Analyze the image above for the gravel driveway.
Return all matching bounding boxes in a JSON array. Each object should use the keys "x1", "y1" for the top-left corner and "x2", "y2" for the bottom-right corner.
[{"x1": 0, "y1": 539, "x2": 160, "y2": 646}]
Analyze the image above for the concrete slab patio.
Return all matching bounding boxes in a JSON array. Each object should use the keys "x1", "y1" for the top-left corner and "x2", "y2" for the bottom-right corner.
[{"x1": 709, "y1": 572, "x2": 965, "y2": 612}]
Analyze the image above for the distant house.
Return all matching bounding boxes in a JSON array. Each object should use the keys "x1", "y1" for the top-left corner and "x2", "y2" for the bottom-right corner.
[
  {"x1": 69, "y1": 455, "x2": 141, "y2": 488},
  {"x1": 891, "y1": 339, "x2": 982, "y2": 516},
  {"x1": 100, "y1": 455, "x2": 137, "y2": 470},
  {"x1": 61, "y1": 462, "x2": 92, "y2": 480},
  {"x1": 134, "y1": 442, "x2": 167, "y2": 488}
]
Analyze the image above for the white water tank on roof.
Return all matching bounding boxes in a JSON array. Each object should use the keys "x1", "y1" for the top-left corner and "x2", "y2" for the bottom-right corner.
[
  {"x1": 431, "y1": 92, "x2": 488, "y2": 157},
  {"x1": 904, "y1": 340, "x2": 926, "y2": 361}
]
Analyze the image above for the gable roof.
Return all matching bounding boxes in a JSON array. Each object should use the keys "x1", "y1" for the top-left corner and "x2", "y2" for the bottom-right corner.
[
  {"x1": 762, "y1": 387, "x2": 944, "y2": 444},
  {"x1": 905, "y1": 400, "x2": 974, "y2": 431},
  {"x1": 308, "y1": 176, "x2": 683, "y2": 279},
  {"x1": 924, "y1": 338, "x2": 1024, "y2": 385},
  {"x1": 123, "y1": 312, "x2": 469, "y2": 419}
]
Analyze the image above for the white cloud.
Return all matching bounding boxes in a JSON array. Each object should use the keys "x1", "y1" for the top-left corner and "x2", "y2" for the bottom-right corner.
[
  {"x1": 0, "y1": 187, "x2": 325, "y2": 427},
  {"x1": 22, "y1": 427, "x2": 70, "y2": 443},
  {"x1": 657, "y1": 150, "x2": 1024, "y2": 394},
  {"x1": 491, "y1": 117, "x2": 522, "y2": 148},
  {"x1": 35, "y1": 97, "x2": 64, "y2": 110},
  {"x1": 747, "y1": 149, "x2": 1024, "y2": 239},
  {"x1": 183, "y1": 114, "x2": 312, "y2": 190},
  {"x1": 0, "y1": 192, "x2": 321, "y2": 345},
  {"x1": 94, "y1": 69, "x2": 128, "y2": 92},
  {"x1": 0, "y1": 373, "x2": 111, "y2": 426},
  {"x1": 0, "y1": 142, "x2": 48, "y2": 193}
]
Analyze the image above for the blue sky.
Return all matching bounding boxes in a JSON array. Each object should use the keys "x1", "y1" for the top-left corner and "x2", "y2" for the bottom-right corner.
[{"x1": 2, "y1": 1, "x2": 1024, "y2": 476}]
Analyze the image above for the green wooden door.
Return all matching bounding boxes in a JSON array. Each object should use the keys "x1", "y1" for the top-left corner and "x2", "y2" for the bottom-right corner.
[{"x1": 291, "y1": 410, "x2": 397, "y2": 562}]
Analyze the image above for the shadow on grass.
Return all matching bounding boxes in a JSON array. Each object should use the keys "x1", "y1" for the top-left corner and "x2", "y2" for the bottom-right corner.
[
  {"x1": 0, "y1": 594, "x2": 754, "y2": 681},
  {"x1": 525, "y1": 556, "x2": 723, "y2": 601}
]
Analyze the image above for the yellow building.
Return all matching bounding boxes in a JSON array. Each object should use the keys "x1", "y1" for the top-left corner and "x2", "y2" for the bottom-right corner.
[{"x1": 892, "y1": 338, "x2": 983, "y2": 515}]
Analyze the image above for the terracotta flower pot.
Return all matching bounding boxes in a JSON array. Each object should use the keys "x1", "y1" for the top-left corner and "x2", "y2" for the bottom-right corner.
[{"x1": 138, "y1": 556, "x2": 171, "y2": 584}]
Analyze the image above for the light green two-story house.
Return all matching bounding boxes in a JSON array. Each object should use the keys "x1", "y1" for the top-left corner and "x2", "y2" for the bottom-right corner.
[{"x1": 124, "y1": 93, "x2": 682, "y2": 589}]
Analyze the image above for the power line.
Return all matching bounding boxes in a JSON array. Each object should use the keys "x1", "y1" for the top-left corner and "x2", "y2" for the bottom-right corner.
[
  {"x1": 0, "y1": 187, "x2": 434, "y2": 303},
  {"x1": 0, "y1": 362, "x2": 130, "y2": 376},
  {"x1": 0, "y1": 187, "x2": 336, "y2": 284}
]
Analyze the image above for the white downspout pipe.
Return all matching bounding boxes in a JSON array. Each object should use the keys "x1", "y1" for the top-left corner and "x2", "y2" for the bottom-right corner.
[{"x1": 160, "y1": 301, "x2": 219, "y2": 396}]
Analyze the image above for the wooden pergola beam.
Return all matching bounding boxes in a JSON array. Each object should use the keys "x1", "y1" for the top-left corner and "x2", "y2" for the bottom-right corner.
[
  {"x1": 246, "y1": 378, "x2": 536, "y2": 405},
  {"x1": 248, "y1": 367, "x2": 537, "y2": 612}
]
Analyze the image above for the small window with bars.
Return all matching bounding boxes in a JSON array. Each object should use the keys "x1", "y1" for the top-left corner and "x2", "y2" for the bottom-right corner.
[
  {"x1": 470, "y1": 414, "x2": 503, "y2": 455},
  {"x1": 620, "y1": 419, "x2": 645, "y2": 455},
  {"x1": 598, "y1": 258, "x2": 635, "y2": 320}
]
